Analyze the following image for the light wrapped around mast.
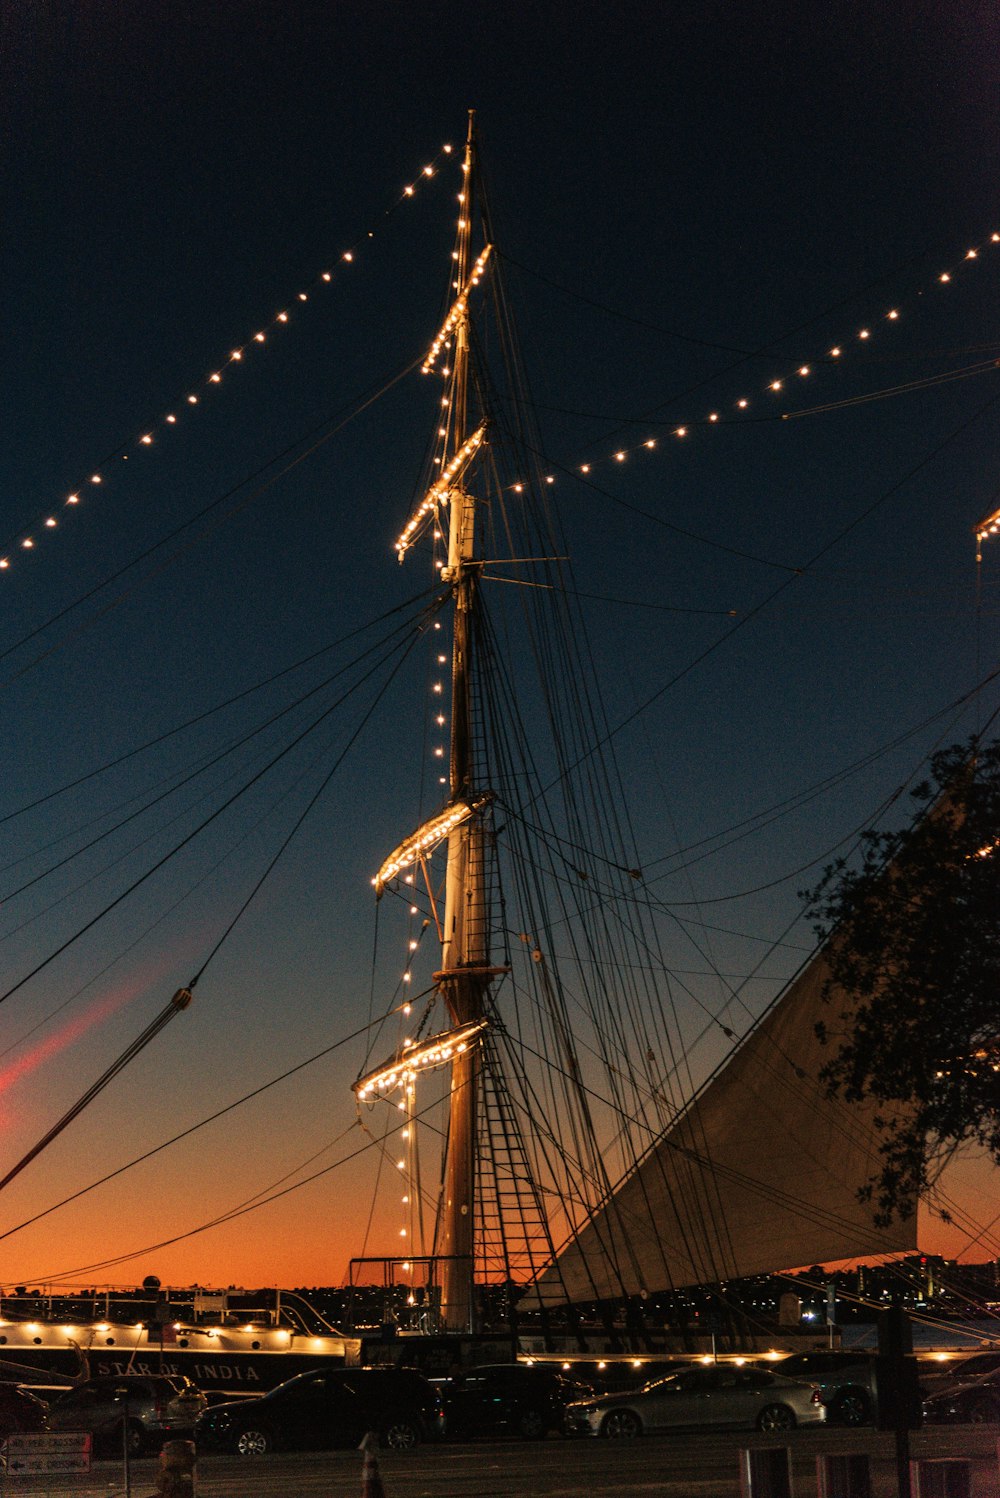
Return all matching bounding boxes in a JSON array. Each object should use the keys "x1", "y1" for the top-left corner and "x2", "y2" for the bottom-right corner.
[
  {"x1": 394, "y1": 424, "x2": 486, "y2": 562},
  {"x1": 353, "y1": 1018, "x2": 490, "y2": 1100},
  {"x1": 373, "y1": 794, "x2": 491, "y2": 895},
  {"x1": 421, "y1": 245, "x2": 493, "y2": 374}
]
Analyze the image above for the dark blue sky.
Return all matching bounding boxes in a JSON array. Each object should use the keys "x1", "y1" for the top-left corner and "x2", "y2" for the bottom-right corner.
[{"x1": 1, "y1": 1, "x2": 999, "y2": 1285}]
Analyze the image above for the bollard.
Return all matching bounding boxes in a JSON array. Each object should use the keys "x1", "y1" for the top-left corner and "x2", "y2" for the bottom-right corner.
[
  {"x1": 909, "y1": 1458, "x2": 971, "y2": 1498},
  {"x1": 817, "y1": 1452, "x2": 871, "y2": 1498},
  {"x1": 157, "y1": 1439, "x2": 197, "y2": 1498},
  {"x1": 739, "y1": 1446, "x2": 793, "y2": 1498}
]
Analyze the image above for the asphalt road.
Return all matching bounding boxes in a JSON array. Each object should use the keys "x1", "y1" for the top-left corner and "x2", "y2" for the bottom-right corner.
[{"x1": 22, "y1": 1427, "x2": 995, "y2": 1498}]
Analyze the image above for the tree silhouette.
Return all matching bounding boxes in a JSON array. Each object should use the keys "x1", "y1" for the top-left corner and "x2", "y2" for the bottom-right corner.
[{"x1": 807, "y1": 739, "x2": 1000, "y2": 1225}]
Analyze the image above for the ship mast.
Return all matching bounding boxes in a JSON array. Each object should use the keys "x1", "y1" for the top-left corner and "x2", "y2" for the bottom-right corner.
[{"x1": 435, "y1": 111, "x2": 490, "y2": 1333}]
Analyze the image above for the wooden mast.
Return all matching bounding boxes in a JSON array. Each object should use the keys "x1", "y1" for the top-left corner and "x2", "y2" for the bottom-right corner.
[{"x1": 435, "y1": 111, "x2": 490, "y2": 1333}]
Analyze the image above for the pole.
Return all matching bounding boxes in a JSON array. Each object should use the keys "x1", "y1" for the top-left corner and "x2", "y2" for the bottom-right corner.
[{"x1": 437, "y1": 111, "x2": 490, "y2": 1334}]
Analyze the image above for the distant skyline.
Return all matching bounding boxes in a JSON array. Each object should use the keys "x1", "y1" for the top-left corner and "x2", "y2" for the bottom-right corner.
[{"x1": 2, "y1": 1, "x2": 999, "y2": 1291}]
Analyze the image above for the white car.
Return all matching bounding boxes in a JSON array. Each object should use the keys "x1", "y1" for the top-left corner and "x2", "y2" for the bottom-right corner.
[{"x1": 564, "y1": 1364, "x2": 826, "y2": 1437}]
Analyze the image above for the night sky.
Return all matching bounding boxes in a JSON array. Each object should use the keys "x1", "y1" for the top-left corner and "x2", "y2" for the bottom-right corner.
[{"x1": 2, "y1": 1, "x2": 999, "y2": 1292}]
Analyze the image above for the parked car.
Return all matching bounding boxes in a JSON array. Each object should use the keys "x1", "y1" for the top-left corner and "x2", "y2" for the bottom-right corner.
[
  {"x1": 757, "y1": 1352, "x2": 878, "y2": 1426},
  {"x1": 563, "y1": 1364, "x2": 826, "y2": 1437},
  {"x1": 0, "y1": 1384, "x2": 48, "y2": 1438},
  {"x1": 44, "y1": 1374, "x2": 206, "y2": 1455},
  {"x1": 922, "y1": 1366, "x2": 1000, "y2": 1425},
  {"x1": 196, "y1": 1366, "x2": 445, "y2": 1454},
  {"x1": 439, "y1": 1363, "x2": 595, "y2": 1439}
]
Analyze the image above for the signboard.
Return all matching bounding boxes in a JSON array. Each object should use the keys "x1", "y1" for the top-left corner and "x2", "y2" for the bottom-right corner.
[{"x1": 1, "y1": 1433, "x2": 92, "y2": 1474}]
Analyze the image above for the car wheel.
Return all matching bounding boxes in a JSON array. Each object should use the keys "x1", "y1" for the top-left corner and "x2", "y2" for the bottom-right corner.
[
  {"x1": 234, "y1": 1425, "x2": 272, "y2": 1456},
  {"x1": 830, "y1": 1388, "x2": 871, "y2": 1427},
  {"x1": 382, "y1": 1420, "x2": 419, "y2": 1451},
  {"x1": 967, "y1": 1397, "x2": 999, "y2": 1425},
  {"x1": 517, "y1": 1409, "x2": 546, "y2": 1440},
  {"x1": 757, "y1": 1404, "x2": 796, "y2": 1432},
  {"x1": 601, "y1": 1409, "x2": 640, "y2": 1439}
]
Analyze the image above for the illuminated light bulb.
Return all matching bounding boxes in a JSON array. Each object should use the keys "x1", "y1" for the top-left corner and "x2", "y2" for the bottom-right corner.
[
  {"x1": 45, "y1": 517, "x2": 56, "y2": 527},
  {"x1": 513, "y1": 482, "x2": 523, "y2": 492},
  {"x1": 675, "y1": 426, "x2": 687, "y2": 437},
  {"x1": 438, "y1": 427, "x2": 447, "y2": 436},
  {"x1": 966, "y1": 249, "x2": 977, "y2": 259},
  {"x1": 439, "y1": 776, "x2": 447, "y2": 784},
  {"x1": 887, "y1": 309, "x2": 899, "y2": 319},
  {"x1": 830, "y1": 346, "x2": 842, "y2": 357},
  {"x1": 798, "y1": 366, "x2": 810, "y2": 377},
  {"x1": 298, "y1": 292, "x2": 308, "y2": 301},
  {"x1": 91, "y1": 473, "x2": 102, "y2": 483},
  {"x1": 278, "y1": 312, "x2": 288, "y2": 322},
  {"x1": 67, "y1": 493, "x2": 79, "y2": 504},
  {"x1": 580, "y1": 463, "x2": 590, "y2": 473},
  {"x1": 404, "y1": 185, "x2": 415, "y2": 196},
  {"x1": 343, "y1": 251, "x2": 354, "y2": 261},
  {"x1": 436, "y1": 715, "x2": 445, "y2": 725},
  {"x1": 402, "y1": 1128, "x2": 409, "y2": 1138},
  {"x1": 457, "y1": 219, "x2": 467, "y2": 229},
  {"x1": 403, "y1": 1003, "x2": 411, "y2": 1014},
  {"x1": 409, "y1": 940, "x2": 418, "y2": 951},
  {"x1": 399, "y1": 1230, "x2": 407, "y2": 1239},
  {"x1": 434, "y1": 747, "x2": 444, "y2": 757},
  {"x1": 939, "y1": 272, "x2": 950, "y2": 282},
  {"x1": 437, "y1": 654, "x2": 446, "y2": 663},
  {"x1": 614, "y1": 450, "x2": 626, "y2": 462},
  {"x1": 423, "y1": 166, "x2": 434, "y2": 176},
  {"x1": 546, "y1": 475, "x2": 554, "y2": 484},
  {"x1": 769, "y1": 380, "x2": 783, "y2": 391},
  {"x1": 993, "y1": 233, "x2": 1000, "y2": 242},
  {"x1": 410, "y1": 905, "x2": 418, "y2": 914},
  {"x1": 441, "y1": 398, "x2": 450, "y2": 407},
  {"x1": 166, "y1": 414, "x2": 176, "y2": 423},
  {"x1": 433, "y1": 683, "x2": 442, "y2": 693},
  {"x1": 188, "y1": 395, "x2": 198, "y2": 403},
  {"x1": 140, "y1": 434, "x2": 153, "y2": 444},
  {"x1": 737, "y1": 398, "x2": 748, "y2": 409},
  {"x1": 403, "y1": 972, "x2": 411, "y2": 983},
  {"x1": 22, "y1": 538, "x2": 33, "y2": 548},
  {"x1": 255, "y1": 332, "x2": 265, "y2": 342},
  {"x1": 433, "y1": 622, "x2": 441, "y2": 629},
  {"x1": 231, "y1": 350, "x2": 242, "y2": 360},
  {"x1": 709, "y1": 412, "x2": 719, "y2": 422},
  {"x1": 859, "y1": 328, "x2": 870, "y2": 339},
  {"x1": 0, "y1": 559, "x2": 8, "y2": 569},
  {"x1": 322, "y1": 272, "x2": 332, "y2": 281},
  {"x1": 452, "y1": 251, "x2": 460, "y2": 261}
]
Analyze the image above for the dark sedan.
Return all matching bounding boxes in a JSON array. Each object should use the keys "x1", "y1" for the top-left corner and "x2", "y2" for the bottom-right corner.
[
  {"x1": 197, "y1": 1367, "x2": 445, "y2": 1454},
  {"x1": 440, "y1": 1363, "x2": 595, "y2": 1439},
  {"x1": 922, "y1": 1367, "x2": 1000, "y2": 1426}
]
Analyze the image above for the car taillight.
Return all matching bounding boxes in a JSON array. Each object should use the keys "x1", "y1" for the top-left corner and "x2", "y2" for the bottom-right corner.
[{"x1": 811, "y1": 1388, "x2": 823, "y2": 1405}]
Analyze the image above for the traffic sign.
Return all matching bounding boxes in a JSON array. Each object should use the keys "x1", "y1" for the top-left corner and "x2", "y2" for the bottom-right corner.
[{"x1": 1, "y1": 1432, "x2": 92, "y2": 1474}]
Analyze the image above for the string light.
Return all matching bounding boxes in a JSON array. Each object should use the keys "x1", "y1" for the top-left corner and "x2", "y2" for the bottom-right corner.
[
  {"x1": 372, "y1": 794, "x2": 491, "y2": 894},
  {"x1": 422, "y1": 244, "x2": 493, "y2": 373},
  {"x1": 4, "y1": 138, "x2": 457, "y2": 574},
  {"x1": 354, "y1": 1019, "x2": 489, "y2": 1100},
  {"x1": 498, "y1": 223, "x2": 1000, "y2": 494},
  {"x1": 394, "y1": 424, "x2": 487, "y2": 560}
]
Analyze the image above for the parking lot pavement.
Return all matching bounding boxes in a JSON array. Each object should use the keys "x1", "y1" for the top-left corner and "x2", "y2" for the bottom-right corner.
[{"x1": 141, "y1": 1426, "x2": 999, "y2": 1498}]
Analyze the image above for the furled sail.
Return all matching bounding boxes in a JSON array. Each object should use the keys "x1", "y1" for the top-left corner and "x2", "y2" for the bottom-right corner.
[{"x1": 534, "y1": 940, "x2": 917, "y2": 1302}]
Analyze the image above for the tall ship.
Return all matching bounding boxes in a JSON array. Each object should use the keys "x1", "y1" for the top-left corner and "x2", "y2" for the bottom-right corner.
[{"x1": 2, "y1": 113, "x2": 999, "y2": 1388}]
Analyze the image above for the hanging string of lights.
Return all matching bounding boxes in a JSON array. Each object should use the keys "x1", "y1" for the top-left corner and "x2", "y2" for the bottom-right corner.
[
  {"x1": 491, "y1": 228, "x2": 1000, "y2": 493},
  {"x1": 1, "y1": 142, "x2": 458, "y2": 576}
]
